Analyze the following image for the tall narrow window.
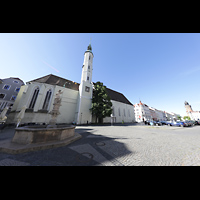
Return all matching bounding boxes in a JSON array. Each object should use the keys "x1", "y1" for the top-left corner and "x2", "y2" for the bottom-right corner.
[
  {"x1": 112, "y1": 107, "x2": 115, "y2": 116},
  {"x1": 124, "y1": 108, "x2": 126, "y2": 117},
  {"x1": 42, "y1": 89, "x2": 52, "y2": 110},
  {"x1": 118, "y1": 108, "x2": 121, "y2": 116},
  {"x1": 29, "y1": 87, "x2": 39, "y2": 109}
]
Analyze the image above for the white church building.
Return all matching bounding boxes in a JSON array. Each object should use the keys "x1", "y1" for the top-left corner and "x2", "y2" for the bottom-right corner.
[{"x1": 7, "y1": 44, "x2": 135, "y2": 125}]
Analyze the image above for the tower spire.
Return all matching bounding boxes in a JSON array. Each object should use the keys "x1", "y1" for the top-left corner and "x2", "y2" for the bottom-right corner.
[
  {"x1": 87, "y1": 43, "x2": 92, "y2": 51},
  {"x1": 85, "y1": 41, "x2": 93, "y2": 56}
]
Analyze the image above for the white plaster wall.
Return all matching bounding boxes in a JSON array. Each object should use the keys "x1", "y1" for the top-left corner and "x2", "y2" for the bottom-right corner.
[
  {"x1": 103, "y1": 100, "x2": 135, "y2": 123},
  {"x1": 82, "y1": 52, "x2": 93, "y2": 83},
  {"x1": 77, "y1": 96, "x2": 92, "y2": 124},
  {"x1": 76, "y1": 80, "x2": 93, "y2": 124},
  {"x1": 54, "y1": 85, "x2": 79, "y2": 124},
  {"x1": 7, "y1": 83, "x2": 80, "y2": 124}
]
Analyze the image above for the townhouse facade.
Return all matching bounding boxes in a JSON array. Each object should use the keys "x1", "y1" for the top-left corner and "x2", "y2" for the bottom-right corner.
[
  {"x1": 134, "y1": 101, "x2": 180, "y2": 122},
  {"x1": 0, "y1": 77, "x2": 24, "y2": 113}
]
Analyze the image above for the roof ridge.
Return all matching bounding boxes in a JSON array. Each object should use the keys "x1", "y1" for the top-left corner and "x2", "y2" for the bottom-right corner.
[
  {"x1": 46, "y1": 74, "x2": 80, "y2": 84},
  {"x1": 106, "y1": 87, "x2": 133, "y2": 105},
  {"x1": 27, "y1": 74, "x2": 52, "y2": 83}
]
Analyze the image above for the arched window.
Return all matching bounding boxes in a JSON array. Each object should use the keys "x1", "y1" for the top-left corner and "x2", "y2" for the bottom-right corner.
[
  {"x1": 42, "y1": 89, "x2": 52, "y2": 110},
  {"x1": 29, "y1": 87, "x2": 39, "y2": 109}
]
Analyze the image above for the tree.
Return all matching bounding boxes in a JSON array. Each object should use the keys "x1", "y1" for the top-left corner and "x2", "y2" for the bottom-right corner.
[
  {"x1": 183, "y1": 116, "x2": 191, "y2": 120},
  {"x1": 177, "y1": 115, "x2": 182, "y2": 121},
  {"x1": 90, "y1": 81, "x2": 113, "y2": 124}
]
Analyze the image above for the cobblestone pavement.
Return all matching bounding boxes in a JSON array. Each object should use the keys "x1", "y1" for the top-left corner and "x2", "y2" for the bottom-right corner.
[{"x1": 1, "y1": 124, "x2": 200, "y2": 166}]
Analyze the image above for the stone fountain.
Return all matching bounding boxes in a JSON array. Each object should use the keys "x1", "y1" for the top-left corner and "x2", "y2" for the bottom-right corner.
[
  {"x1": 47, "y1": 90, "x2": 62, "y2": 128},
  {"x1": 11, "y1": 90, "x2": 81, "y2": 146}
]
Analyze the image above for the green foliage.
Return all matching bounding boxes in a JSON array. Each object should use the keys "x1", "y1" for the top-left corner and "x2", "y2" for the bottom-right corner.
[
  {"x1": 177, "y1": 115, "x2": 182, "y2": 120},
  {"x1": 90, "y1": 81, "x2": 113, "y2": 123},
  {"x1": 183, "y1": 116, "x2": 191, "y2": 120}
]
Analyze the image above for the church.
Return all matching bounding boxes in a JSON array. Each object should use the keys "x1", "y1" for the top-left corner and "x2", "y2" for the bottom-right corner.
[{"x1": 7, "y1": 44, "x2": 135, "y2": 125}]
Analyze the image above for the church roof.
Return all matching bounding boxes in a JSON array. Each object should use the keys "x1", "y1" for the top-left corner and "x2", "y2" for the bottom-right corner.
[
  {"x1": 28, "y1": 74, "x2": 133, "y2": 105},
  {"x1": 106, "y1": 88, "x2": 133, "y2": 105},
  {"x1": 28, "y1": 74, "x2": 80, "y2": 91}
]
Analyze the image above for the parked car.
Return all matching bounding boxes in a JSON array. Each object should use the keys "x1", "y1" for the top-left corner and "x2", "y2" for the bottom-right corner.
[
  {"x1": 160, "y1": 121, "x2": 168, "y2": 125},
  {"x1": 190, "y1": 120, "x2": 196, "y2": 126},
  {"x1": 150, "y1": 120, "x2": 162, "y2": 126},
  {"x1": 145, "y1": 120, "x2": 151, "y2": 125},
  {"x1": 184, "y1": 120, "x2": 193, "y2": 126},
  {"x1": 171, "y1": 121, "x2": 187, "y2": 127},
  {"x1": 196, "y1": 120, "x2": 200, "y2": 125},
  {"x1": 165, "y1": 121, "x2": 172, "y2": 126}
]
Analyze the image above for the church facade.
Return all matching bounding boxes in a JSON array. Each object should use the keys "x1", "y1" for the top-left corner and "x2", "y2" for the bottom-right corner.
[{"x1": 7, "y1": 44, "x2": 135, "y2": 125}]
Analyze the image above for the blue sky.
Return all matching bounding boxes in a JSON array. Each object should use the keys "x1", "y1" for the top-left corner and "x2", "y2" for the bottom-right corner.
[{"x1": 1, "y1": 33, "x2": 200, "y2": 116}]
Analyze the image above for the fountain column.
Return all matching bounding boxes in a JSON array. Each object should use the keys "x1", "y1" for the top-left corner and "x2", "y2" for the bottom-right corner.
[{"x1": 47, "y1": 90, "x2": 63, "y2": 128}]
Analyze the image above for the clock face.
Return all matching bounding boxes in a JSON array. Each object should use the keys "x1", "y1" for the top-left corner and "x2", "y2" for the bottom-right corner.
[{"x1": 85, "y1": 86, "x2": 90, "y2": 92}]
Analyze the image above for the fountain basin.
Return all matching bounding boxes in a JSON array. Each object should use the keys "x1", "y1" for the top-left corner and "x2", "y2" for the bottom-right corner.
[{"x1": 12, "y1": 125, "x2": 76, "y2": 145}]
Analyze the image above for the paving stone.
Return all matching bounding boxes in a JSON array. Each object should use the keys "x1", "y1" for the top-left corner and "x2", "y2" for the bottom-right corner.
[
  {"x1": 69, "y1": 144, "x2": 115, "y2": 166},
  {"x1": 1, "y1": 125, "x2": 200, "y2": 166},
  {"x1": 0, "y1": 158, "x2": 30, "y2": 166}
]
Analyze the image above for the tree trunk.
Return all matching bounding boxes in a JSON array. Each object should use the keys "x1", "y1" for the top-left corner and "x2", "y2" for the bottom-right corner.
[
  {"x1": 95, "y1": 116, "x2": 97, "y2": 123},
  {"x1": 98, "y1": 117, "x2": 103, "y2": 124}
]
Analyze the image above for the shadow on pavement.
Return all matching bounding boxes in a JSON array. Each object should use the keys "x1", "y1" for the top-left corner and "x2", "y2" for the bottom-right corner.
[
  {"x1": 0, "y1": 126, "x2": 133, "y2": 166},
  {"x1": 71, "y1": 127, "x2": 133, "y2": 166}
]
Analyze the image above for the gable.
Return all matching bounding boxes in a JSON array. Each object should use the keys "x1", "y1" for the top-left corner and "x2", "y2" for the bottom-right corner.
[{"x1": 27, "y1": 74, "x2": 80, "y2": 91}]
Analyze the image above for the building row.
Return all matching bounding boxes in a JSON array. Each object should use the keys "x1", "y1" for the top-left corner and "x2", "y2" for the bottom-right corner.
[{"x1": 134, "y1": 101, "x2": 180, "y2": 122}]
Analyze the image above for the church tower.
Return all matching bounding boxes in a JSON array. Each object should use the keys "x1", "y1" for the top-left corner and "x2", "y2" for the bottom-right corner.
[
  {"x1": 184, "y1": 101, "x2": 193, "y2": 115},
  {"x1": 76, "y1": 43, "x2": 94, "y2": 124}
]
